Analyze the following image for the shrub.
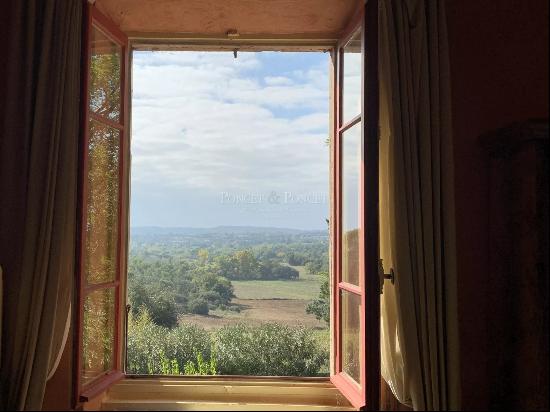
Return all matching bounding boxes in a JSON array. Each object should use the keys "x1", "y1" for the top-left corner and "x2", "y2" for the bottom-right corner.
[
  {"x1": 213, "y1": 323, "x2": 328, "y2": 376},
  {"x1": 187, "y1": 298, "x2": 209, "y2": 315},
  {"x1": 126, "y1": 310, "x2": 211, "y2": 374},
  {"x1": 184, "y1": 353, "x2": 217, "y2": 376},
  {"x1": 129, "y1": 283, "x2": 178, "y2": 328},
  {"x1": 306, "y1": 271, "x2": 329, "y2": 324},
  {"x1": 127, "y1": 313, "x2": 329, "y2": 377}
]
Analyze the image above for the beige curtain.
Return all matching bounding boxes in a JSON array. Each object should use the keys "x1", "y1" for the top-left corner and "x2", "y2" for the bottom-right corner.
[
  {"x1": 0, "y1": 0, "x2": 82, "y2": 410},
  {"x1": 378, "y1": 0, "x2": 461, "y2": 410}
]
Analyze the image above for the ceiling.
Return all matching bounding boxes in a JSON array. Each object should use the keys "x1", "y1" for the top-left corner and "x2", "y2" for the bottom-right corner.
[{"x1": 94, "y1": 0, "x2": 362, "y2": 41}]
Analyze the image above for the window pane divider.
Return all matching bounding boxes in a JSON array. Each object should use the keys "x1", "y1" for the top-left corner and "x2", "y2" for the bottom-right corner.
[
  {"x1": 84, "y1": 280, "x2": 120, "y2": 294},
  {"x1": 339, "y1": 114, "x2": 362, "y2": 134},
  {"x1": 337, "y1": 281, "x2": 362, "y2": 295},
  {"x1": 89, "y1": 111, "x2": 125, "y2": 131}
]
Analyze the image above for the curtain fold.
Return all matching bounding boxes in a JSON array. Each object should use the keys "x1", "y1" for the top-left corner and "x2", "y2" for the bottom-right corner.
[
  {"x1": 379, "y1": 0, "x2": 461, "y2": 410},
  {"x1": 0, "y1": 0, "x2": 82, "y2": 410}
]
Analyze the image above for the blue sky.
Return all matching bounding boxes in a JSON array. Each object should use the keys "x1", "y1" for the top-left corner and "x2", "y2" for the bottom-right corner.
[{"x1": 130, "y1": 51, "x2": 330, "y2": 230}]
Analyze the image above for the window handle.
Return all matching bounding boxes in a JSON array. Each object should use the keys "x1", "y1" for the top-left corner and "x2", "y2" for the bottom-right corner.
[{"x1": 378, "y1": 259, "x2": 395, "y2": 294}]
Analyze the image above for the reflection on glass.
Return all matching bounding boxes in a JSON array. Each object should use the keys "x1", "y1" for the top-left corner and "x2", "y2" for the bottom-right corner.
[
  {"x1": 341, "y1": 290, "x2": 361, "y2": 384},
  {"x1": 342, "y1": 123, "x2": 361, "y2": 286},
  {"x1": 342, "y1": 27, "x2": 362, "y2": 125},
  {"x1": 90, "y1": 26, "x2": 121, "y2": 122},
  {"x1": 82, "y1": 288, "x2": 115, "y2": 384},
  {"x1": 85, "y1": 120, "x2": 120, "y2": 285}
]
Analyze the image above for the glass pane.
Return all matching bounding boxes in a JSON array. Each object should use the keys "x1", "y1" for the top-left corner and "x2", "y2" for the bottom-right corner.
[
  {"x1": 341, "y1": 290, "x2": 361, "y2": 384},
  {"x1": 85, "y1": 120, "x2": 120, "y2": 285},
  {"x1": 341, "y1": 123, "x2": 361, "y2": 286},
  {"x1": 82, "y1": 288, "x2": 116, "y2": 385},
  {"x1": 90, "y1": 26, "x2": 121, "y2": 122},
  {"x1": 342, "y1": 27, "x2": 362, "y2": 125}
]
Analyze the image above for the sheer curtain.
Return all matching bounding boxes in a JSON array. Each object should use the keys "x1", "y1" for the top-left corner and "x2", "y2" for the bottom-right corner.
[
  {"x1": 378, "y1": 1, "x2": 461, "y2": 410},
  {"x1": 0, "y1": 0, "x2": 82, "y2": 410}
]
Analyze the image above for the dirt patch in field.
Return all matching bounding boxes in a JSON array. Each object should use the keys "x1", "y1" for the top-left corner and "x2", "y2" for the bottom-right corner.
[{"x1": 178, "y1": 298, "x2": 326, "y2": 330}]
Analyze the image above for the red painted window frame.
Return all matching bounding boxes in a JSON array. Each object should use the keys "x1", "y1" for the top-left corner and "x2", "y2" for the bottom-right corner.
[
  {"x1": 75, "y1": 3, "x2": 129, "y2": 404},
  {"x1": 330, "y1": 0, "x2": 380, "y2": 410},
  {"x1": 74, "y1": 1, "x2": 378, "y2": 408}
]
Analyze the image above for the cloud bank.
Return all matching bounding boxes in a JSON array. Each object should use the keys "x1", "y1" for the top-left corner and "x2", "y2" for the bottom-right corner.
[{"x1": 131, "y1": 51, "x2": 330, "y2": 230}]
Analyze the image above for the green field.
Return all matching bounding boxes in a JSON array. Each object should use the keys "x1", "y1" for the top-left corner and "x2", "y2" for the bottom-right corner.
[
  {"x1": 231, "y1": 265, "x2": 322, "y2": 300},
  {"x1": 179, "y1": 266, "x2": 328, "y2": 330}
]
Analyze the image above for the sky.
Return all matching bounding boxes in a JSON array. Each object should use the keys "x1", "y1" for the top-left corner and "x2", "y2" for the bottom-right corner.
[{"x1": 130, "y1": 51, "x2": 330, "y2": 230}]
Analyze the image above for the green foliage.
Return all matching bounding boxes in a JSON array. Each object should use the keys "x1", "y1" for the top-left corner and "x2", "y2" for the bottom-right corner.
[
  {"x1": 126, "y1": 229, "x2": 330, "y2": 377},
  {"x1": 127, "y1": 312, "x2": 328, "y2": 377},
  {"x1": 287, "y1": 252, "x2": 308, "y2": 266},
  {"x1": 214, "y1": 250, "x2": 299, "y2": 280},
  {"x1": 187, "y1": 298, "x2": 209, "y2": 315},
  {"x1": 129, "y1": 283, "x2": 178, "y2": 328},
  {"x1": 259, "y1": 260, "x2": 299, "y2": 280},
  {"x1": 126, "y1": 310, "x2": 211, "y2": 375},
  {"x1": 306, "y1": 271, "x2": 330, "y2": 324},
  {"x1": 184, "y1": 353, "x2": 217, "y2": 376},
  {"x1": 213, "y1": 323, "x2": 328, "y2": 376},
  {"x1": 305, "y1": 260, "x2": 326, "y2": 276},
  {"x1": 160, "y1": 351, "x2": 180, "y2": 375},
  {"x1": 128, "y1": 257, "x2": 234, "y2": 322}
]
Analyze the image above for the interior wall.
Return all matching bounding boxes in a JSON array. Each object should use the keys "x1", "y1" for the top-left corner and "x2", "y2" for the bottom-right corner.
[
  {"x1": 0, "y1": 0, "x2": 9, "y2": 402},
  {"x1": 0, "y1": 2, "x2": 8, "y2": 105},
  {"x1": 33, "y1": 0, "x2": 549, "y2": 410},
  {"x1": 446, "y1": 0, "x2": 549, "y2": 410}
]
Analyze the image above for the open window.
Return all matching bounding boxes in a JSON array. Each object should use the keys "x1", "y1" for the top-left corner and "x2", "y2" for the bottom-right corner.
[
  {"x1": 330, "y1": 0, "x2": 380, "y2": 410},
  {"x1": 75, "y1": 4, "x2": 129, "y2": 402},
  {"x1": 76, "y1": 1, "x2": 379, "y2": 409}
]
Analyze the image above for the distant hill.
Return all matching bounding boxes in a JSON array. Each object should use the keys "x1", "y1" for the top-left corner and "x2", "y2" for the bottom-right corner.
[{"x1": 131, "y1": 226, "x2": 326, "y2": 236}]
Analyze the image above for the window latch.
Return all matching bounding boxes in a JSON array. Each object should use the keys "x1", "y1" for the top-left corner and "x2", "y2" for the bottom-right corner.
[{"x1": 378, "y1": 259, "x2": 395, "y2": 294}]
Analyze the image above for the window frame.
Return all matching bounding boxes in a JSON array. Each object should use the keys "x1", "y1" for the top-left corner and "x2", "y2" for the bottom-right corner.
[
  {"x1": 75, "y1": 3, "x2": 129, "y2": 404},
  {"x1": 76, "y1": 1, "x2": 379, "y2": 409},
  {"x1": 330, "y1": 0, "x2": 380, "y2": 410}
]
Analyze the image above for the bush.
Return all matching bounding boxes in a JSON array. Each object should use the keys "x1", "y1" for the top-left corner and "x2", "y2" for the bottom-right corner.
[
  {"x1": 129, "y1": 283, "x2": 178, "y2": 328},
  {"x1": 184, "y1": 353, "x2": 217, "y2": 376},
  {"x1": 287, "y1": 252, "x2": 307, "y2": 266},
  {"x1": 213, "y1": 323, "x2": 328, "y2": 376},
  {"x1": 306, "y1": 271, "x2": 329, "y2": 324},
  {"x1": 127, "y1": 310, "x2": 211, "y2": 374},
  {"x1": 187, "y1": 298, "x2": 209, "y2": 315},
  {"x1": 127, "y1": 313, "x2": 329, "y2": 377},
  {"x1": 270, "y1": 264, "x2": 299, "y2": 280}
]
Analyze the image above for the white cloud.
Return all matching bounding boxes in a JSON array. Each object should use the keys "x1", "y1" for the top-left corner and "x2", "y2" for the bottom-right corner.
[
  {"x1": 130, "y1": 51, "x2": 330, "y2": 228},
  {"x1": 264, "y1": 76, "x2": 294, "y2": 86}
]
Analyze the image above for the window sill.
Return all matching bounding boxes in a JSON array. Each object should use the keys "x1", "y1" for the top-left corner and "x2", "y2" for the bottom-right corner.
[{"x1": 86, "y1": 376, "x2": 355, "y2": 411}]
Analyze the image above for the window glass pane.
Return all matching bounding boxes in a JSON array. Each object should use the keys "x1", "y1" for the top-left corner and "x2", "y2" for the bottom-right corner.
[
  {"x1": 341, "y1": 123, "x2": 361, "y2": 286},
  {"x1": 90, "y1": 26, "x2": 121, "y2": 122},
  {"x1": 82, "y1": 288, "x2": 115, "y2": 385},
  {"x1": 85, "y1": 119, "x2": 120, "y2": 285},
  {"x1": 342, "y1": 27, "x2": 362, "y2": 125},
  {"x1": 341, "y1": 290, "x2": 361, "y2": 384}
]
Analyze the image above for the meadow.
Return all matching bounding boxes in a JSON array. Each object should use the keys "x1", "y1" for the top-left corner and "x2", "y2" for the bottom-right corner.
[{"x1": 179, "y1": 265, "x2": 326, "y2": 329}]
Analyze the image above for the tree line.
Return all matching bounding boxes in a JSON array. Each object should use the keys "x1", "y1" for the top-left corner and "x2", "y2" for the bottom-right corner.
[{"x1": 128, "y1": 240, "x2": 329, "y2": 326}]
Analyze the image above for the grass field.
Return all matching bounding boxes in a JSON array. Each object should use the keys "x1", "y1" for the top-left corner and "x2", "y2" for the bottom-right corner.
[
  {"x1": 231, "y1": 266, "x2": 321, "y2": 300},
  {"x1": 179, "y1": 266, "x2": 328, "y2": 330}
]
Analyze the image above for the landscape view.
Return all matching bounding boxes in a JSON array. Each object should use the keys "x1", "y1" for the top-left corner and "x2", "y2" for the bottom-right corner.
[
  {"x1": 127, "y1": 226, "x2": 329, "y2": 376},
  {"x1": 127, "y1": 50, "x2": 330, "y2": 376}
]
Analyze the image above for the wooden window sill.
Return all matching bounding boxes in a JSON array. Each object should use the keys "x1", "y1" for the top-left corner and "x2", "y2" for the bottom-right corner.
[{"x1": 84, "y1": 376, "x2": 356, "y2": 411}]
